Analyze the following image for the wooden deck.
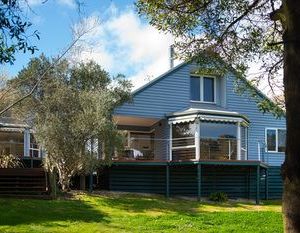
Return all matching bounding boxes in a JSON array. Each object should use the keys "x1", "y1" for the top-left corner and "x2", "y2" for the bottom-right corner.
[
  {"x1": 0, "y1": 168, "x2": 49, "y2": 197},
  {"x1": 112, "y1": 159, "x2": 268, "y2": 168},
  {"x1": 109, "y1": 159, "x2": 270, "y2": 204}
]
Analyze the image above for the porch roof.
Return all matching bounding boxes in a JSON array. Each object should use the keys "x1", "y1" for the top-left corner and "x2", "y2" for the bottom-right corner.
[
  {"x1": 113, "y1": 115, "x2": 160, "y2": 127},
  {"x1": 0, "y1": 117, "x2": 29, "y2": 129},
  {"x1": 166, "y1": 107, "x2": 250, "y2": 124}
]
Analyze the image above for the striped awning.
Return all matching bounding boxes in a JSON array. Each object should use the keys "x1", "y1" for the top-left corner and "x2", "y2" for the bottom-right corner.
[{"x1": 168, "y1": 114, "x2": 247, "y2": 125}]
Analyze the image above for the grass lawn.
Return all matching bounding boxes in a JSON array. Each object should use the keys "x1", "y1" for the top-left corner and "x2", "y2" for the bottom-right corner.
[{"x1": 0, "y1": 192, "x2": 283, "y2": 233}]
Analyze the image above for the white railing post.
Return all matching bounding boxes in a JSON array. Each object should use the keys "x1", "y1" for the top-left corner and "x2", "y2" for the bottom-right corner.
[
  {"x1": 23, "y1": 129, "x2": 30, "y2": 157},
  {"x1": 228, "y1": 140, "x2": 231, "y2": 160},
  {"x1": 195, "y1": 121, "x2": 200, "y2": 160},
  {"x1": 257, "y1": 142, "x2": 261, "y2": 161},
  {"x1": 237, "y1": 122, "x2": 241, "y2": 160},
  {"x1": 169, "y1": 123, "x2": 172, "y2": 161}
]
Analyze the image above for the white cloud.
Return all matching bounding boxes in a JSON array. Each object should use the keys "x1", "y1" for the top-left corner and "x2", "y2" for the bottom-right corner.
[
  {"x1": 73, "y1": 4, "x2": 179, "y2": 90},
  {"x1": 26, "y1": 0, "x2": 75, "y2": 8},
  {"x1": 57, "y1": 0, "x2": 76, "y2": 8},
  {"x1": 26, "y1": 0, "x2": 43, "y2": 6}
]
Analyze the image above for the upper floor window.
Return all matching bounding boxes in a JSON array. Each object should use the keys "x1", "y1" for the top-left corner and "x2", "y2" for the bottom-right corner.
[
  {"x1": 266, "y1": 128, "x2": 286, "y2": 153},
  {"x1": 190, "y1": 75, "x2": 216, "y2": 103}
]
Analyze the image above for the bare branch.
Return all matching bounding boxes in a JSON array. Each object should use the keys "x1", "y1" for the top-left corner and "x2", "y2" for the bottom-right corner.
[
  {"x1": 0, "y1": 21, "x2": 98, "y2": 116},
  {"x1": 219, "y1": 0, "x2": 262, "y2": 42}
]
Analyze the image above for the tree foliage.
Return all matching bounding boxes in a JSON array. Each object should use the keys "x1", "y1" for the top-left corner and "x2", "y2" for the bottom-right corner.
[
  {"x1": 136, "y1": 0, "x2": 284, "y2": 112},
  {"x1": 0, "y1": 0, "x2": 39, "y2": 64},
  {"x1": 10, "y1": 56, "x2": 132, "y2": 190},
  {"x1": 136, "y1": 1, "x2": 300, "y2": 232},
  {"x1": 0, "y1": 154, "x2": 22, "y2": 168}
]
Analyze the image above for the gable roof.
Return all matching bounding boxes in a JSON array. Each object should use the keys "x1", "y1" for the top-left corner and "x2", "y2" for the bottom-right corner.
[
  {"x1": 132, "y1": 62, "x2": 189, "y2": 96},
  {"x1": 131, "y1": 60, "x2": 281, "y2": 110}
]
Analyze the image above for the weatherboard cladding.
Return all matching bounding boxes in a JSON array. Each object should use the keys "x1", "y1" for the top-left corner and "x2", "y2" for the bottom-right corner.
[
  {"x1": 225, "y1": 75, "x2": 286, "y2": 166},
  {"x1": 115, "y1": 64, "x2": 191, "y2": 119},
  {"x1": 115, "y1": 62, "x2": 286, "y2": 166},
  {"x1": 152, "y1": 120, "x2": 169, "y2": 160}
]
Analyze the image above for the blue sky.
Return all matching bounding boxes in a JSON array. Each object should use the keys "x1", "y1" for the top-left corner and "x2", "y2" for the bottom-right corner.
[
  {"x1": 2, "y1": 0, "x2": 178, "y2": 89},
  {"x1": 1, "y1": 0, "x2": 275, "y2": 95}
]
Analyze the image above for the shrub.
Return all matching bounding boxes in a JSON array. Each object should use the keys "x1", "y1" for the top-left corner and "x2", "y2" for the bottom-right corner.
[
  {"x1": 0, "y1": 154, "x2": 22, "y2": 168},
  {"x1": 209, "y1": 192, "x2": 228, "y2": 202}
]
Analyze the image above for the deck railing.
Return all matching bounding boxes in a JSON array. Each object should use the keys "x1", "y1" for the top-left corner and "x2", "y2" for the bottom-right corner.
[
  {"x1": 171, "y1": 137, "x2": 238, "y2": 161},
  {"x1": 115, "y1": 137, "x2": 247, "y2": 161}
]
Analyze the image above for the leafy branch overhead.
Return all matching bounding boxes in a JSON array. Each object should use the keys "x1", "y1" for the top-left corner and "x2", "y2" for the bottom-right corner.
[
  {"x1": 136, "y1": 0, "x2": 285, "y2": 112},
  {"x1": 0, "y1": 0, "x2": 40, "y2": 64}
]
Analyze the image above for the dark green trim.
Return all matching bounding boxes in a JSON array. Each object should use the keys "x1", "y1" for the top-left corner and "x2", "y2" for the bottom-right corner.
[
  {"x1": 113, "y1": 160, "x2": 268, "y2": 169},
  {"x1": 166, "y1": 165, "x2": 170, "y2": 198},
  {"x1": 197, "y1": 164, "x2": 201, "y2": 201},
  {"x1": 256, "y1": 165, "x2": 260, "y2": 204},
  {"x1": 265, "y1": 169, "x2": 269, "y2": 200}
]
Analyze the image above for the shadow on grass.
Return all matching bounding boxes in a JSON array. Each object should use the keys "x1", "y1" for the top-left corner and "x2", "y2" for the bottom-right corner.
[
  {"x1": 0, "y1": 197, "x2": 109, "y2": 226},
  {"x1": 96, "y1": 192, "x2": 281, "y2": 216}
]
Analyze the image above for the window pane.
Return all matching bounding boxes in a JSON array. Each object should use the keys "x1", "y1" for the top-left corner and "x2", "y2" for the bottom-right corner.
[
  {"x1": 200, "y1": 122, "x2": 237, "y2": 139},
  {"x1": 172, "y1": 122, "x2": 195, "y2": 147},
  {"x1": 203, "y1": 77, "x2": 214, "y2": 102},
  {"x1": 267, "y1": 129, "x2": 276, "y2": 151},
  {"x1": 200, "y1": 122, "x2": 237, "y2": 160},
  {"x1": 278, "y1": 129, "x2": 286, "y2": 152},
  {"x1": 190, "y1": 76, "x2": 200, "y2": 101}
]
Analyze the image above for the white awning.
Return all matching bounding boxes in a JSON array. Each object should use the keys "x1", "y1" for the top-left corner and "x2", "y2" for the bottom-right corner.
[{"x1": 168, "y1": 114, "x2": 247, "y2": 125}]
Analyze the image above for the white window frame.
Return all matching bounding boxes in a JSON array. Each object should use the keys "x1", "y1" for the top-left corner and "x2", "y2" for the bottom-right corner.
[
  {"x1": 170, "y1": 122, "x2": 196, "y2": 160},
  {"x1": 265, "y1": 127, "x2": 286, "y2": 153},
  {"x1": 190, "y1": 75, "x2": 217, "y2": 104}
]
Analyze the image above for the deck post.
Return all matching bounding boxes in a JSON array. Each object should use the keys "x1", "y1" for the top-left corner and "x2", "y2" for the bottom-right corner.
[
  {"x1": 256, "y1": 165, "x2": 260, "y2": 204},
  {"x1": 166, "y1": 163, "x2": 170, "y2": 198},
  {"x1": 265, "y1": 168, "x2": 269, "y2": 200},
  {"x1": 89, "y1": 173, "x2": 93, "y2": 193},
  {"x1": 197, "y1": 163, "x2": 202, "y2": 201}
]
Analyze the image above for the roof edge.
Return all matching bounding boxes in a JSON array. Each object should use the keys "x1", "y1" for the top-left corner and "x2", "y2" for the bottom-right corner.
[{"x1": 132, "y1": 61, "x2": 189, "y2": 96}]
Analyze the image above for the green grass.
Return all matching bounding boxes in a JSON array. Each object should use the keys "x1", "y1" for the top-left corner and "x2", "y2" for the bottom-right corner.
[{"x1": 0, "y1": 192, "x2": 283, "y2": 233}]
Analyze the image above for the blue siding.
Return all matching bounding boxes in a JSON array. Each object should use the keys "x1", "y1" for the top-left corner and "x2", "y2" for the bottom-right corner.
[
  {"x1": 115, "y1": 63, "x2": 225, "y2": 118},
  {"x1": 152, "y1": 120, "x2": 169, "y2": 160},
  {"x1": 115, "y1": 62, "x2": 286, "y2": 166},
  {"x1": 226, "y1": 75, "x2": 286, "y2": 166},
  {"x1": 115, "y1": 65, "x2": 191, "y2": 119}
]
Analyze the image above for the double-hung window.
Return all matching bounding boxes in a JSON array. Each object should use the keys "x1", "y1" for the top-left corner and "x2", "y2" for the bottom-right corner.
[
  {"x1": 190, "y1": 75, "x2": 216, "y2": 103},
  {"x1": 265, "y1": 128, "x2": 286, "y2": 152}
]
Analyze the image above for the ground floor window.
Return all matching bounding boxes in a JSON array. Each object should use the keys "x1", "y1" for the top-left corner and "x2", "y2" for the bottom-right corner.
[
  {"x1": 116, "y1": 131, "x2": 154, "y2": 160},
  {"x1": 170, "y1": 120, "x2": 247, "y2": 160},
  {"x1": 200, "y1": 122, "x2": 237, "y2": 160},
  {"x1": 0, "y1": 131, "x2": 24, "y2": 157},
  {"x1": 266, "y1": 128, "x2": 286, "y2": 152}
]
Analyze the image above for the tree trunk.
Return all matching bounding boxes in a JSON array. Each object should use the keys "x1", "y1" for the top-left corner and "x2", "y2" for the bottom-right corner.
[
  {"x1": 80, "y1": 175, "x2": 86, "y2": 190},
  {"x1": 282, "y1": 1, "x2": 300, "y2": 232}
]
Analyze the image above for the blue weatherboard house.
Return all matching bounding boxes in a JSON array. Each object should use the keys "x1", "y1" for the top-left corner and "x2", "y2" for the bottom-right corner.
[{"x1": 109, "y1": 61, "x2": 285, "y2": 203}]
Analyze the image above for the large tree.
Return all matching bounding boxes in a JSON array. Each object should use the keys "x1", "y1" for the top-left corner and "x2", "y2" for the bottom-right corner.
[
  {"x1": 136, "y1": 0, "x2": 298, "y2": 231},
  {"x1": 10, "y1": 56, "x2": 131, "y2": 191}
]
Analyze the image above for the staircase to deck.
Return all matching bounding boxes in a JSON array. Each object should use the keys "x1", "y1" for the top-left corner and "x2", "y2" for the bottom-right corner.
[{"x1": 0, "y1": 168, "x2": 49, "y2": 198}]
